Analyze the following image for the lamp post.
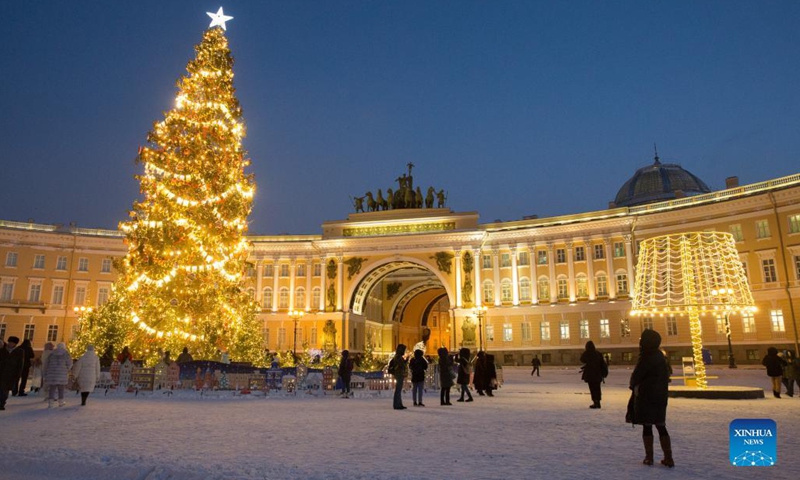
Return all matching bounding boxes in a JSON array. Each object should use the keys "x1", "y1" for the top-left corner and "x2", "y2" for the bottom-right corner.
[
  {"x1": 288, "y1": 309, "x2": 305, "y2": 364},
  {"x1": 712, "y1": 288, "x2": 737, "y2": 369},
  {"x1": 474, "y1": 306, "x2": 488, "y2": 352}
]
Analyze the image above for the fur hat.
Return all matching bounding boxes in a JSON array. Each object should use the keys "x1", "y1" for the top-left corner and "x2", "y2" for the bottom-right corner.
[{"x1": 6, "y1": 336, "x2": 20, "y2": 344}]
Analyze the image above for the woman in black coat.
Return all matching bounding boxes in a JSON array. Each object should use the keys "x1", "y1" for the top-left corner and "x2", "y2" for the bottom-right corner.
[
  {"x1": 627, "y1": 329, "x2": 673, "y2": 467},
  {"x1": 580, "y1": 341, "x2": 606, "y2": 409},
  {"x1": 437, "y1": 347, "x2": 454, "y2": 405},
  {"x1": 761, "y1": 347, "x2": 787, "y2": 398},
  {"x1": 456, "y1": 347, "x2": 473, "y2": 402},
  {"x1": 15, "y1": 339, "x2": 35, "y2": 396},
  {"x1": 472, "y1": 351, "x2": 488, "y2": 396},
  {"x1": 338, "y1": 349, "x2": 354, "y2": 398}
]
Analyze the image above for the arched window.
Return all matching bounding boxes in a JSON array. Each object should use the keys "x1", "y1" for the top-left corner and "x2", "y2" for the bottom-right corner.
[
  {"x1": 538, "y1": 277, "x2": 550, "y2": 301},
  {"x1": 279, "y1": 287, "x2": 289, "y2": 309},
  {"x1": 262, "y1": 287, "x2": 273, "y2": 309},
  {"x1": 595, "y1": 273, "x2": 608, "y2": 297},
  {"x1": 312, "y1": 287, "x2": 321, "y2": 310},
  {"x1": 557, "y1": 275, "x2": 569, "y2": 300},
  {"x1": 483, "y1": 280, "x2": 494, "y2": 304},
  {"x1": 295, "y1": 287, "x2": 306, "y2": 309},
  {"x1": 576, "y1": 274, "x2": 588, "y2": 299},
  {"x1": 519, "y1": 277, "x2": 531, "y2": 302},
  {"x1": 501, "y1": 279, "x2": 512, "y2": 303}
]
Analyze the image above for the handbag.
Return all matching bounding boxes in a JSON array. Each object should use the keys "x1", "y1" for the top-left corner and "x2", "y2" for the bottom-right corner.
[{"x1": 624, "y1": 391, "x2": 635, "y2": 424}]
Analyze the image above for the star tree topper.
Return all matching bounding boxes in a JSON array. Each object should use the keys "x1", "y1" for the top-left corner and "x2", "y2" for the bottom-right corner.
[{"x1": 207, "y1": 7, "x2": 233, "y2": 30}]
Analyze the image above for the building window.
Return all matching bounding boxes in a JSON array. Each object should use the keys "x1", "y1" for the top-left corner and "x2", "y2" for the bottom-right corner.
[
  {"x1": 500, "y1": 253, "x2": 511, "y2": 268},
  {"x1": 770, "y1": 310, "x2": 785, "y2": 332},
  {"x1": 503, "y1": 324, "x2": 513, "y2": 342},
  {"x1": 715, "y1": 315, "x2": 727, "y2": 334},
  {"x1": 52, "y1": 285, "x2": 64, "y2": 305},
  {"x1": 746, "y1": 349, "x2": 759, "y2": 361},
  {"x1": 297, "y1": 264, "x2": 306, "y2": 277},
  {"x1": 313, "y1": 263, "x2": 321, "y2": 277},
  {"x1": 741, "y1": 312, "x2": 756, "y2": 333},
  {"x1": 75, "y1": 286, "x2": 87, "y2": 306},
  {"x1": 0, "y1": 324, "x2": 5, "y2": 340},
  {"x1": 33, "y1": 254, "x2": 45, "y2": 269},
  {"x1": 790, "y1": 214, "x2": 800, "y2": 234},
  {"x1": 613, "y1": 242, "x2": 625, "y2": 258},
  {"x1": 101, "y1": 258, "x2": 112, "y2": 273},
  {"x1": 277, "y1": 328, "x2": 286, "y2": 348},
  {"x1": 540, "y1": 321, "x2": 551, "y2": 341},
  {"x1": 642, "y1": 317, "x2": 654, "y2": 331},
  {"x1": 0, "y1": 280, "x2": 13, "y2": 302},
  {"x1": 486, "y1": 324, "x2": 494, "y2": 342},
  {"x1": 522, "y1": 322, "x2": 532, "y2": 341},
  {"x1": 599, "y1": 319, "x2": 610, "y2": 338},
  {"x1": 557, "y1": 277, "x2": 568, "y2": 300},
  {"x1": 620, "y1": 318, "x2": 631, "y2": 338},
  {"x1": 755, "y1": 220, "x2": 771, "y2": 239},
  {"x1": 622, "y1": 352, "x2": 634, "y2": 362},
  {"x1": 483, "y1": 281, "x2": 494, "y2": 304},
  {"x1": 262, "y1": 327, "x2": 270, "y2": 346},
  {"x1": 729, "y1": 224, "x2": 744, "y2": 242},
  {"x1": 312, "y1": 287, "x2": 321, "y2": 309},
  {"x1": 263, "y1": 288, "x2": 273, "y2": 308},
  {"x1": 576, "y1": 275, "x2": 588, "y2": 298},
  {"x1": 519, "y1": 278, "x2": 531, "y2": 301},
  {"x1": 279, "y1": 288, "x2": 289, "y2": 309},
  {"x1": 78, "y1": 258, "x2": 89, "y2": 272},
  {"x1": 574, "y1": 246, "x2": 585, "y2": 262},
  {"x1": 559, "y1": 321, "x2": 570, "y2": 340},
  {"x1": 596, "y1": 274, "x2": 608, "y2": 296},
  {"x1": 97, "y1": 287, "x2": 109, "y2": 306},
  {"x1": 28, "y1": 282, "x2": 42, "y2": 302},
  {"x1": 6, "y1": 252, "x2": 18, "y2": 267},
  {"x1": 264, "y1": 264, "x2": 274, "y2": 277},
  {"x1": 280, "y1": 264, "x2": 289, "y2": 277},
  {"x1": 616, "y1": 272, "x2": 629, "y2": 294},
  {"x1": 666, "y1": 316, "x2": 678, "y2": 336},
  {"x1": 795, "y1": 255, "x2": 800, "y2": 280},
  {"x1": 501, "y1": 279, "x2": 512, "y2": 303},
  {"x1": 556, "y1": 249, "x2": 566, "y2": 264},
  {"x1": 483, "y1": 255, "x2": 492, "y2": 269},
  {"x1": 537, "y1": 251, "x2": 548, "y2": 265},
  {"x1": 47, "y1": 325, "x2": 59, "y2": 342},
  {"x1": 579, "y1": 319, "x2": 590, "y2": 339},
  {"x1": 296, "y1": 288, "x2": 305, "y2": 308},
  {"x1": 538, "y1": 277, "x2": 550, "y2": 301},
  {"x1": 594, "y1": 244, "x2": 605, "y2": 260},
  {"x1": 56, "y1": 256, "x2": 67, "y2": 271},
  {"x1": 24, "y1": 324, "x2": 35, "y2": 341},
  {"x1": 762, "y1": 259, "x2": 777, "y2": 283},
  {"x1": 518, "y1": 251, "x2": 529, "y2": 266},
  {"x1": 541, "y1": 353, "x2": 551, "y2": 363}
]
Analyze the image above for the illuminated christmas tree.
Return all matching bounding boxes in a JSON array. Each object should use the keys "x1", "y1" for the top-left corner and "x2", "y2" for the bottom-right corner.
[{"x1": 73, "y1": 13, "x2": 264, "y2": 365}]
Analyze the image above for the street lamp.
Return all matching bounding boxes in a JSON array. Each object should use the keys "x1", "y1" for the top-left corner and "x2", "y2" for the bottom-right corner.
[
  {"x1": 712, "y1": 288, "x2": 737, "y2": 369},
  {"x1": 288, "y1": 309, "x2": 305, "y2": 364},
  {"x1": 474, "y1": 306, "x2": 488, "y2": 352}
]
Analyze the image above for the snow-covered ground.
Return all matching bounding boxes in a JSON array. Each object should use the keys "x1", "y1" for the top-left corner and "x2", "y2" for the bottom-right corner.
[{"x1": 0, "y1": 366, "x2": 796, "y2": 480}]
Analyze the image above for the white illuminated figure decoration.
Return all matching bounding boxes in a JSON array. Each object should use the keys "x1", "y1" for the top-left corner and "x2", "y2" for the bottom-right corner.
[{"x1": 207, "y1": 7, "x2": 233, "y2": 31}]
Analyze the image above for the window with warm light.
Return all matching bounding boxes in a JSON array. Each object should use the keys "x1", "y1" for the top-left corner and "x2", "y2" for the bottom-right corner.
[
  {"x1": 756, "y1": 219, "x2": 771, "y2": 239},
  {"x1": 537, "y1": 250, "x2": 548, "y2": 265},
  {"x1": 262, "y1": 288, "x2": 273, "y2": 308},
  {"x1": 540, "y1": 321, "x2": 551, "y2": 341},
  {"x1": 770, "y1": 310, "x2": 785, "y2": 332},
  {"x1": 47, "y1": 325, "x2": 58, "y2": 342},
  {"x1": 642, "y1": 316, "x2": 654, "y2": 331},
  {"x1": 794, "y1": 255, "x2": 800, "y2": 280},
  {"x1": 279, "y1": 288, "x2": 289, "y2": 308},
  {"x1": 559, "y1": 320, "x2": 570, "y2": 340},
  {"x1": 599, "y1": 319, "x2": 610, "y2": 338},
  {"x1": 557, "y1": 277, "x2": 568, "y2": 300},
  {"x1": 596, "y1": 273, "x2": 608, "y2": 296},
  {"x1": 579, "y1": 319, "x2": 589, "y2": 339},
  {"x1": 501, "y1": 253, "x2": 511, "y2": 268},
  {"x1": 613, "y1": 242, "x2": 625, "y2": 258},
  {"x1": 24, "y1": 324, "x2": 35, "y2": 341},
  {"x1": 594, "y1": 244, "x2": 605, "y2": 260},
  {"x1": 742, "y1": 312, "x2": 756, "y2": 333},
  {"x1": 790, "y1": 214, "x2": 800, "y2": 234},
  {"x1": 98, "y1": 287, "x2": 109, "y2": 306},
  {"x1": 729, "y1": 224, "x2": 744, "y2": 242},
  {"x1": 666, "y1": 316, "x2": 678, "y2": 336},
  {"x1": 312, "y1": 287, "x2": 321, "y2": 309},
  {"x1": 576, "y1": 274, "x2": 588, "y2": 298},
  {"x1": 518, "y1": 251, "x2": 529, "y2": 266},
  {"x1": 503, "y1": 323, "x2": 513, "y2": 342},
  {"x1": 616, "y1": 272, "x2": 628, "y2": 294},
  {"x1": 501, "y1": 279, "x2": 512, "y2": 303},
  {"x1": 52, "y1": 285, "x2": 64, "y2": 305},
  {"x1": 620, "y1": 318, "x2": 630, "y2": 338},
  {"x1": 519, "y1": 277, "x2": 531, "y2": 301},
  {"x1": 483, "y1": 255, "x2": 492, "y2": 269},
  {"x1": 762, "y1": 259, "x2": 777, "y2": 283},
  {"x1": 575, "y1": 246, "x2": 585, "y2": 262},
  {"x1": 538, "y1": 277, "x2": 550, "y2": 300},
  {"x1": 483, "y1": 280, "x2": 494, "y2": 304},
  {"x1": 715, "y1": 315, "x2": 727, "y2": 334}
]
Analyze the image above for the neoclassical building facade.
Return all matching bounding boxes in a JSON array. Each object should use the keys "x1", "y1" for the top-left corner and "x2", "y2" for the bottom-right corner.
[{"x1": 2, "y1": 163, "x2": 799, "y2": 366}]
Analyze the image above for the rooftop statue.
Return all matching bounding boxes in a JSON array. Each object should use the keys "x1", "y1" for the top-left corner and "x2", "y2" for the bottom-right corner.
[{"x1": 352, "y1": 163, "x2": 447, "y2": 212}]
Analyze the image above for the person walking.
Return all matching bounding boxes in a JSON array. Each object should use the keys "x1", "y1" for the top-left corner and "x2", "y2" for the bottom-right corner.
[
  {"x1": 437, "y1": 347, "x2": 454, "y2": 406},
  {"x1": 762, "y1": 347, "x2": 787, "y2": 398},
  {"x1": 473, "y1": 351, "x2": 488, "y2": 396},
  {"x1": 456, "y1": 347, "x2": 473, "y2": 402},
  {"x1": 0, "y1": 336, "x2": 24, "y2": 411},
  {"x1": 388, "y1": 344, "x2": 408, "y2": 410},
  {"x1": 14, "y1": 339, "x2": 35, "y2": 396},
  {"x1": 580, "y1": 341, "x2": 607, "y2": 409},
  {"x1": 338, "y1": 349, "x2": 354, "y2": 398},
  {"x1": 783, "y1": 350, "x2": 799, "y2": 397},
  {"x1": 72, "y1": 345, "x2": 101, "y2": 406},
  {"x1": 627, "y1": 329, "x2": 673, "y2": 468},
  {"x1": 531, "y1": 355, "x2": 541, "y2": 377},
  {"x1": 485, "y1": 353, "x2": 498, "y2": 396},
  {"x1": 44, "y1": 342, "x2": 73, "y2": 408},
  {"x1": 409, "y1": 349, "x2": 428, "y2": 406}
]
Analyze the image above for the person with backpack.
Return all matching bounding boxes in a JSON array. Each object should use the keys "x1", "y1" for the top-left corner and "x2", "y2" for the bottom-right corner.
[
  {"x1": 387, "y1": 344, "x2": 408, "y2": 410},
  {"x1": 580, "y1": 340, "x2": 607, "y2": 409}
]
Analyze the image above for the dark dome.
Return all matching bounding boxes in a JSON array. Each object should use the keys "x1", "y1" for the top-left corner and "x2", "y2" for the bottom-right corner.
[{"x1": 613, "y1": 155, "x2": 711, "y2": 207}]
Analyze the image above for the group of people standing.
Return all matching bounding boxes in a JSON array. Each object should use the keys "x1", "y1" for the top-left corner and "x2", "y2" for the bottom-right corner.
[{"x1": 762, "y1": 346, "x2": 800, "y2": 398}]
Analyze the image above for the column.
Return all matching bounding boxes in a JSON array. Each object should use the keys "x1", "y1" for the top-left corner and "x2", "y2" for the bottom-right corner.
[
  {"x1": 319, "y1": 256, "x2": 329, "y2": 311},
  {"x1": 547, "y1": 243, "x2": 556, "y2": 303},
  {"x1": 604, "y1": 238, "x2": 616, "y2": 299},
  {"x1": 473, "y1": 247, "x2": 482, "y2": 307},
  {"x1": 624, "y1": 235, "x2": 635, "y2": 296},
  {"x1": 272, "y1": 257, "x2": 279, "y2": 312},
  {"x1": 255, "y1": 259, "x2": 263, "y2": 303},
  {"x1": 305, "y1": 256, "x2": 313, "y2": 311},
  {"x1": 510, "y1": 245, "x2": 519, "y2": 306},
  {"x1": 566, "y1": 241, "x2": 576, "y2": 302},
  {"x1": 492, "y1": 247, "x2": 501, "y2": 306},
  {"x1": 288, "y1": 257, "x2": 296, "y2": 311},
  {"x1": 454, "y1": 249, "x2": 462, "y2": 308},
  {"x1": 528, "y1": 243, "x2": 539, "y2": 304},
  {"x1": 337, "y1": 255, "x2": 344, "y2": 311},
  {"x1": 584, "y1": 238, "x2": 596, "y2": 301}
]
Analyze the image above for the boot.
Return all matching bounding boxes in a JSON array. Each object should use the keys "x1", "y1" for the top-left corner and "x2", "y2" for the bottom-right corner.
[
  {"x1": 590, "y1": 400, "x2": 601, "y2": 409},
  {"x1": 642, "y1": 435, "x2": 654, "y2": 466},
  {"x1": 773, "y1": 390, "x2": 781, "y2": 398},
  {"x1": 659, "y1": 435, "x2": 674, "y2": 467}
]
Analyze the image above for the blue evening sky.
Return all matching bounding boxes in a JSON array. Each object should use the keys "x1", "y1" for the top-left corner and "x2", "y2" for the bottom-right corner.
[{"x1": 1, "y1": 1, "x2": 798, "y2": 234}]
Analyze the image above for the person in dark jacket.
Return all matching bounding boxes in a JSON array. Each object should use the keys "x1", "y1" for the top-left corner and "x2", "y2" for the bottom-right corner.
[
  {"x1": 14, "y1": 338, "x2": 35, "y2": 396},
  {"x1": 782, "y1": 350, "x2": 799, "y2": 397},
  {"x1": 388, "y1": 344, "x2": 408, "y2": 409},
  {"x1": 580, "y1": 341, "x2": 607, "y2": 409},
  {"x1": 627, "y1": 329, "x2": 673, "y2": 468},
  {"x1": 456, "y1": 347, "x2": 473, "y2": 402},
  {"x1": 409, "y1": 349, "x2": 428, "y2": 406},
  {"x1": 531, "y1": 355, "x2": 541, "y2": 376},
  {"x1": 761, "y1": 347, "x2": 787, "y2": 398},
  {"x1": 176, "y1": 347, "x2": 194, "y2": 364},
  {"x1": 472, "y1": 350, "x2": 488, "y2": 396},
  {"x1": 338, "y1": 349, "x2": 354, "y2": 398},
  {"x1": 438, "y1": 347, "x2": 454, "y2": 406},
  {"x1": 485, "y1": 354, "x2": 498, "y2": 396},
  {"x1": 0, "y1": 336, "x2": 24, "y2": 410}
]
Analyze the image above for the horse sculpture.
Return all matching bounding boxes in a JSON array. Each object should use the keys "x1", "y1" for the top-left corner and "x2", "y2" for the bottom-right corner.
[{"x1": 365, "y1": 192, "x2": 377, "y2": 212}]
